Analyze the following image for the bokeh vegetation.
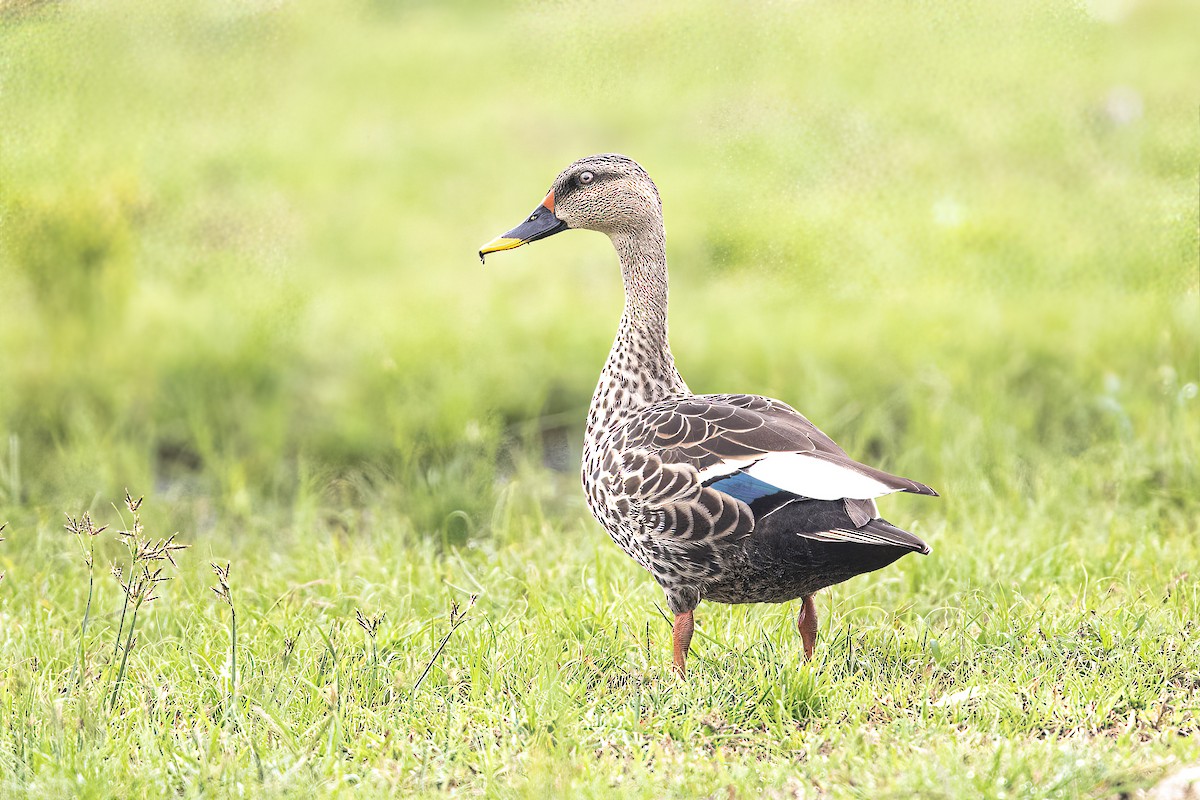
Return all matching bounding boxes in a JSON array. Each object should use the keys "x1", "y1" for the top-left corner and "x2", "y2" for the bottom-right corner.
[{"x1": 0, "y1": 0, "x2": 1197, "y2": 797}]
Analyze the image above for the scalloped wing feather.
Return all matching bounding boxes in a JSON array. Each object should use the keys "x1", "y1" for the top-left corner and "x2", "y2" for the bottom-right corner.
[
  {"x1": 616, "y1": 449, "x2": 753, "y2": 580},
  {"x1": 608, "y1": 395, "x2": 935, "y2": 576},
  {"x1": 627, "y1": 394, "x2": 937, "y2": 500}
]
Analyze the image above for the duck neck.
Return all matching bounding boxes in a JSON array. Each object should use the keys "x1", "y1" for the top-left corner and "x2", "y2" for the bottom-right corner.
[{"x1": 588, "y1": 222, "x2": 688, "y2": 431}]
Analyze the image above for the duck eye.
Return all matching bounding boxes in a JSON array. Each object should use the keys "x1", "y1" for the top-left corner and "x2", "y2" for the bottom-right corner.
[{"x1": 579, "y1": 171, "x2": 595, "y2": 185}]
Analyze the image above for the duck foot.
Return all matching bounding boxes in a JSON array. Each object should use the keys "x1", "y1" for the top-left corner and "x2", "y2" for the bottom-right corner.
[
  {"x1": 797, "y1": 594, "x2": 818, "y2": 660},
  {"x1": 672, "y1": 610, "x2": 694, "y2": 677}
]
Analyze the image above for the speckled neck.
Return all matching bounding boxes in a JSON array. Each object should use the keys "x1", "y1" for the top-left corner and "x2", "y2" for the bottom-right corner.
[
  {"x1": 614, "y1": 224, "x2": 669, "y2": 328},
  {"x1": 587, "y1": 220, "x2": 688, "y2": 435}
]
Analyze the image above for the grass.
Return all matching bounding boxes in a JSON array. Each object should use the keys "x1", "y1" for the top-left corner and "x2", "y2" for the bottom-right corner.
[
  {"x1": 3, "y1": 484, "x2": 1199, "y2": 797},
  {"x1": 0, "y1": 0, "x2": 1198, "y2": 796}
]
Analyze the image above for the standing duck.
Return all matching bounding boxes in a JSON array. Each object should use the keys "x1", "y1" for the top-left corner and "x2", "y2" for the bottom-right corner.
[{"x1": 480, "y1": 154, "x2": 937, "y2": 676}]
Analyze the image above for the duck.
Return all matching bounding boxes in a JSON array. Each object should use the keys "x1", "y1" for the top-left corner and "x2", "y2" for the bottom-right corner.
[{"x1": 480, "y1": 154, "x2": 937, "y2": 677}]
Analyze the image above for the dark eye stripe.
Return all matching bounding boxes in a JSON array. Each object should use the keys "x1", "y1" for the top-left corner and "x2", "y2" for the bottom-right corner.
[
  {"x1": 557, "y1": 170, "x2": 608, "y2": 201},
  {"x1": 575, "y1": 171, "x2": 604, "y2": 188}
]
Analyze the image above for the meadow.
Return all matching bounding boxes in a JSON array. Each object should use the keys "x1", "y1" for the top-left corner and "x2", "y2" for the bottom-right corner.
[{"x1": 1, "y1": 0, "x2": 1198, "y2": 797}]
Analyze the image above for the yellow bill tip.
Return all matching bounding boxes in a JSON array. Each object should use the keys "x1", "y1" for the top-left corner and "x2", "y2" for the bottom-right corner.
[{"x1": 478, "y1": 236, "x2": 524, "y2": 264}]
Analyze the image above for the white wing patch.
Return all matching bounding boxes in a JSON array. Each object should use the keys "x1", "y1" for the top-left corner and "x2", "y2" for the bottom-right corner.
[
  {"x1": 695, "y1": 459, "x2": 755, "y2": 483},
  {"x1": 742, "y1": 452, "x2": 900, "y2": 501}
]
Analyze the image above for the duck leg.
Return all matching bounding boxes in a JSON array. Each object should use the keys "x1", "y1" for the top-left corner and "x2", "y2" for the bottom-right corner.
[
  {"x1": 672, "y1": 610, "x2": 694, "y2": 677},
  {"x1": 797, "y1": 594, "x2": 818, "y2": 660}
]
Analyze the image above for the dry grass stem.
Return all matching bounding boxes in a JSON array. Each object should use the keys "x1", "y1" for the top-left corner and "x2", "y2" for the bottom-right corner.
[
  {"x1": 107, "y1": 491, "x2": 188, "y2": 709},
  {"x1": 412, "y1": 595, "x2": 477, "y2": 695}
]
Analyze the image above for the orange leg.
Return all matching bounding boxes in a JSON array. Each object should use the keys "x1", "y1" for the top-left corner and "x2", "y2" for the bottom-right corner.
[
  {"x1": 672, "y1": 610, "x2": 695, "y2": 677},
  {"x1": 797, "y1": 594, "x2": 818, "y2": 660}
]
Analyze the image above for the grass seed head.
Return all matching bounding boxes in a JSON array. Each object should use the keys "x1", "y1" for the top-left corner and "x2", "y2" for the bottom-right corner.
[
  {"x1": 355, "y1": 608, "x2": 385, "y2": 638},
  {"x1": 448, "y1": 594, "x2": 478, "y2": 628},
  {"x1": 211, "y1": 562, "x2": 232, "y2": 607},
  {"x1": 64, "y1": 512, "x2": 107, "y2": 539},
  {"x1": 282, "y1": 632, "x2": 298, "y2": 661},
  {"x1": 64, "y1": 512, "x2": 107, "y2": 569},
  {"x1": 139, "y1": 534, "x2": 188, "y2": 566}
]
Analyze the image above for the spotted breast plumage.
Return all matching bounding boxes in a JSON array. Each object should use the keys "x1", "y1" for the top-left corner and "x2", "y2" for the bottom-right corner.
[{"x1": 481, "y1": 154, "x2": 938, "y2": 676}]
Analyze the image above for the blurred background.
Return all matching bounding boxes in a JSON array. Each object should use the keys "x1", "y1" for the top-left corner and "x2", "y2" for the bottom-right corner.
[{"x1": 0, "y1": 0, "x2": 1196, "y2": 540}]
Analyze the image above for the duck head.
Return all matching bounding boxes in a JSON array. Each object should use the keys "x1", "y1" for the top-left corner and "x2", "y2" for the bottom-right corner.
[{"x1": 479, "y1": 154, "x2": 661, "y2": 263}]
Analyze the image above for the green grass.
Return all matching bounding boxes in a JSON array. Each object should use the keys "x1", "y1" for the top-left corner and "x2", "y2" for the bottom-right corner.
[{"x1": 1, "y1": 0, "x2": 1198, "y2": 796}]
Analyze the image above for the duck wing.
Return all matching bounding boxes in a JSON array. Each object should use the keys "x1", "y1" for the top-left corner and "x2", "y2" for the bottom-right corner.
[
  {"x1": 613, "y1": 394, "x2": 936, "y2": 572},
  {"x1": 636, "y1": 393, "x2": 937, "y2": 500}
]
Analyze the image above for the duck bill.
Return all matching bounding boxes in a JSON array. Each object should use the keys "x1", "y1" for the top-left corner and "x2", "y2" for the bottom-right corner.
[{"x1": 479, "y1": 191, "x2": 567, "y2": 263}]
